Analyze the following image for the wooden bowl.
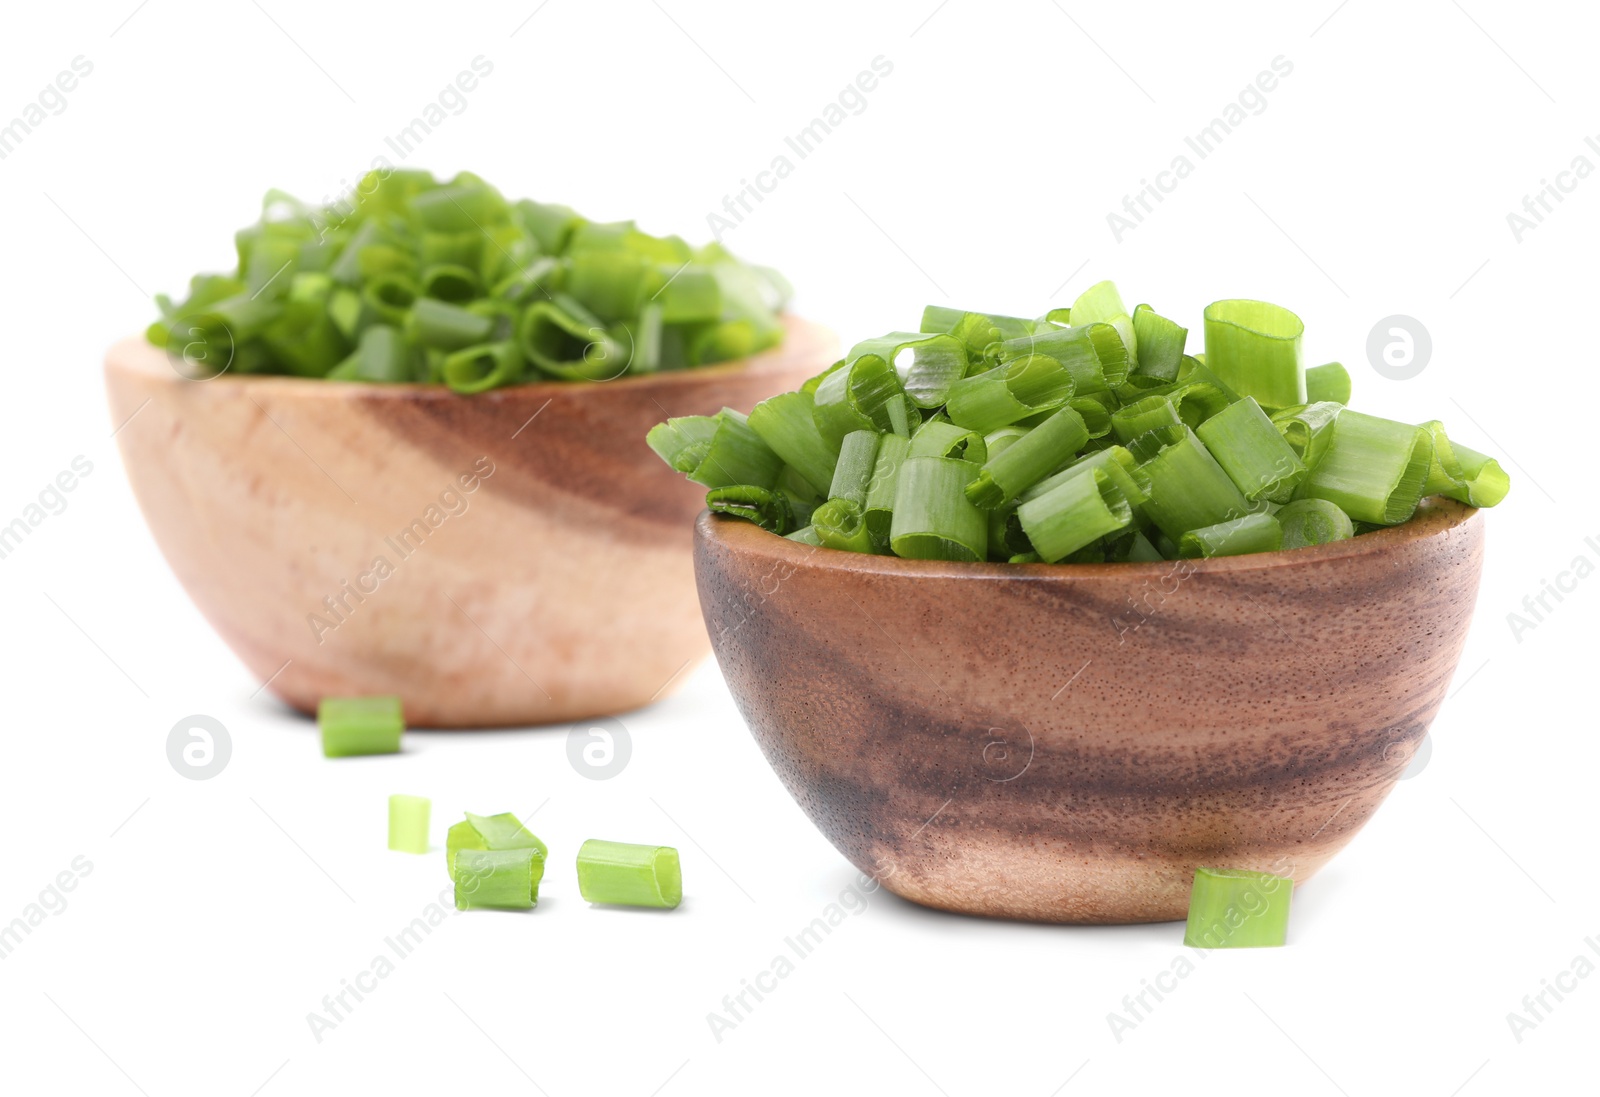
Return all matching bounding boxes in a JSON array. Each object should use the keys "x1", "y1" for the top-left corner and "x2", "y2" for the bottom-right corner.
[
  {"x1": 695, "y1": 499, "x2": 1485, "y2": 923},
  {"x1": 105, "y1": 315, "x2": 836, "y2": 727}
]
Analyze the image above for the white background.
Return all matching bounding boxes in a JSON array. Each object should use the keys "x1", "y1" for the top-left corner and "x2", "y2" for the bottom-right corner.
[{"x1": 0, "y1": 1, "x2": 1594, "y2": 1094}]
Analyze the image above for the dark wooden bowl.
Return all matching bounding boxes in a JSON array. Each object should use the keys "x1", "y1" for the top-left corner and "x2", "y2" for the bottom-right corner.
[
  {"x1": 694, "y1": 499, "x2": 1484, "y2": 923},
  {"x1": 105, "y1": 315, "x2": 836, "y2": 728}
]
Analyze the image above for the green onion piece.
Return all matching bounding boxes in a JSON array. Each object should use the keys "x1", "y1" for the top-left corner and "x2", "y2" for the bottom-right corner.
[
  {"x1": 1111, "y1": 529, "x2": 1164, "y2": 562},
  {"x1": 785, "y1": 525, "x2": 823, "y2": 546},
  {"x1": 848, "y1": 332, "x2": 969, "y2": 410},
  {"x1": 1069, "y1": 279, "x2": 1129, "y2": 329},
  {"x1": 1131, "y1": 303, "x2": 1187, "y2": 380},
  {"x1": 1021, "y1": 445, "x2": 1146, "y2": 510},
  {"x1": 1183, "y1": 866, "x2": 1292, "y2": 948},
  {"x1": 1276, "y1": 498, "x2": 1355, "y2": 550},
  {"x1": 828, "y1": 430, "x2": 882, "y2": 506},
  {"x1": 1418, "y1": 422, "x2": 1511, "y2": 508},
  {"x1": 1111, "y1": 394, "x2": 1181, "y2": 443},
  {"x1": 1296, "y1": 411, "x2": 1433, "y2": 525},
  {"x1": 647, "y1": 409, "x2": 782, "y2": 489},
  {"x1": 1271, "y1": 402, "x2": 1343, "y2": 468},
  {"x1": 1068, "y1": 395, "x2": 1114, "y2": 439},
  {"x1": 442, "y1": 341, "x2": 523, "y2": 395},
  {"x1": 705, "y1": 485, "x2": 794, "y2": 534},
  {"x1": 920, "y1": 306, "x2": 1042, "y2": 358},
  {"x1": 812, "y1": 351, "x2": 906, "y2": 445},
  {"x1": 1178, "y1": 513, "x2": 1283, "y2": 558},
  {"x1": 327, "y1": 324, "x2": 412, "y2": 382},
  {"x1": 387, "y1": 795, "x2": 431, "y2": 854},
  {"x1": 993, "y1": 323, "x2": 1127, "y2": 390},
  {"x1": 408, "y1": 297, "x2": 495, "y2": 350},
  {"x1": 747, "y1": 391, "x2": 840, "y2": 497},
  {"x1": 1129, "y1": 426, "x2": 1251, "y2": 539},
  {"x1": 864, "y1": 433, "x2": 911, "y2": 546},
  {"x1": 812, "y1": 498, "x2": 875, "y2": 552},
  {"x1": 966, "y1": 407, "x2": 1089, "y2": 509},
  {"x1": 319, "y1": 696, "x2": 404, "y2": 758},
  {"x1": 567, "y1": 250, "x2": 655, "y2": 322},
  {"x1": 576, "y1": 839, "x2": 683, "y2": 909},
  {"x1": 657, "y1": 268, "x2": 722, "y2": 322},
  {"x1": 362, "y1": 273, "x2": 421, "y2": 326},
  {"x1": 1195, "y1": 397, "x2": 1307, "y2": 503},
  {"x1": 454, "y1": 848, "x2": 541, "y2": 911},
  {"x1": 517, "y1": 296, "x2": 625, "y2": 380},
  {"x1": 1202, "y1": 299, "x2": 1306, "y2": 409},
  {"x1": 1305, "y1": 361, "x2": 1351, "y2": 404},
  {"x1": 908, "y1": 419, "x2": 988, "y2": 464},
  {"x1": 946, "y1": 356, "x2": 1074, "y2": 432},
  {"x1": 1016, "y1": 466, "x2": 1132, "y2": 562},
  {"x1": 982, "y1": 426, "x2": 1029, "y2": 460},
  {"x1": 890, "y1": 457, "x2": 988, "y2": 561},
  {"x1": 421, "y1": 263, "x2": 481, "y2": 303},
  {"x1": 516, "y1": 199, "x2": 584, "y2": 252},
  {"x1": 447, "y1": 812, "x2": 548, "y2": 879}
]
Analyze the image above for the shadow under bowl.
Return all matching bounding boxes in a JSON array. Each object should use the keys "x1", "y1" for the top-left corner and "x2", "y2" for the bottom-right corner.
[
  {"x1": 694, "y1": 499, "x2": 1484, "y2": 923},
  {"x1": 105, "y1": 315, "x2": 836, "y2": 727}
]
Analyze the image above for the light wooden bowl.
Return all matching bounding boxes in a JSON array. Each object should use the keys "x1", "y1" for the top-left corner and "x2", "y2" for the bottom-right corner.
[
  {"x1": 695, "y1": 499, "x2": 1485, "y2": 923},
  {"x1": 105, "y1": 316, "x2": 836, "y2": 727}
]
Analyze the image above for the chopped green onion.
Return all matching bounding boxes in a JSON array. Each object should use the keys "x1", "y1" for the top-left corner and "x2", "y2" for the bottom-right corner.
[
  {"x1": 812, "y1": 498, "x2": 874, "y2": 552},
  {"x1": 576, "y1": 839, "x2": 682, "y2": 909},
  {"x1": 1305, "y1": 361, "x2": 1351, "y2": 404},
  {"x1": 813, "y1": 351, "x2": 906, "y2": 445},
  {"x1": 1202, "y1": 299, "x2": 1306, "y2": 409},
  {"x1": 1271, "y1": 401, "x2": 1343, "y2": 468},
  {"x1": 447, "y1": 811, "x2": 547, "y2": 879},
  {"x1": 890, "y1": 457, "x2": 988, "y2": 561},
  {"x1": 1178, "y1": 513, "x2": 1283, "y2": 558},
  {"x1": 1418, "y1": 421, "x2": 1511, "y2": 508},
  {"x1": 454, "y1": 848, "x2": 542, "y2": 911},
  {"x1": 921, "y1": 306, "x2": 1040, "y2": 358},
  {"x1": 1276, "y1": 498, "x2": 1355, "y2": 550},
  {"x1": 705, "y1": 485, "x2": 793, "y2": 533},
  {"x1": 1296, "y1": 411, "x2": 1433, "y2": 525},
  {"x1": 946, "y1": 355, "x2": 1074, "y2": 432},
  {"x1": 993, "y1": 324, "x2": 1123, "y2": 393},
  {"x1": 827, "y1": 430, "x2": 882, "y2": 506},
  {"x1": 443, "y1": 341, "x2": 523, "y2": 394},
  {"x1": 864, "y1": 433, "x2": 911, "y2": 546},
  {"x1": 387, "y1": 795, "x2": 431, "y2": 855},
  {"x1": 1131, "y1": 303, "x2": 1187, "y2": 380},
  {"x1": 909, "y1": 419, "x2": 988, "y2": 463},
  {"x1": 1194, "y1": 397, "x2": 1307, "y2": 503},
  {"x1": 747, "y1": 391, "x2": 840, "y2": 497},
  {"x1": 319, "y1": 696, "x2": 404, "y2": 758},
  {"x1": 1111, "y1": 393, "x2": 1181, "y2": 443},
  {"x1": 1183, "y1": 866, "x2": 1292, "y2": 948},
  {"x1": 1016, "y1": 466, "x2": 1132, "y2": 562},
  {"x1": 966, "y1": 407, "x2": 1088, "y2": 509},
  {"x1": 1129, "y1": 426, "x2": 1251, "y2": 539},
  {"x1": 647, "y1": 409, "x2": 783, "y2": 489},
  {"x1": 328, "y1": 324, "x2": 414, "y2": 382},
  {"x1": 848, "y1": 332, "x2": 968, "y2": 411}
]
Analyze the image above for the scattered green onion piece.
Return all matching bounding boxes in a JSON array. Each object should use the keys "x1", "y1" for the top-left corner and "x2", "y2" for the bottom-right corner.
[
  {"x1": 828, "y1": 430, "x2": 882, "y2": 506},
  {"x1": 890, "y1": 457, "x2": 989, "y2": 561},
  {"x1": 1271, "y1": 402, "x2": 1343, "y2": 468},
  {"x1": 647, "y1": 409, "x2": 782, "y2": 490},
  {"x1": 1178, "y1": 513, "x2": 1283, "y2": 558},
  {"x1": 850, "y1": 332, "x2": 970, "y2": 410},
  {"x1": 1016, "y1": 466, "x2": 1132, "y2": 562},
  {"x1": 812, "y1": 498, "x2": 875, "y2": 553},
  {"x1": 1183, "y1": 866, "x2": 1292, "y2": 949},
  {"x1": 966, "y1": 407, "x2": 1089, "y2": 509},
  {"x1": 1111, "y1": 394, "x2": 1181, "y2": 443},
  {"x1": 1195, "y1": 397, "x2": 1307, "y2": 503},
  {"x1": 1021, "y1": 445, "x2": 1146, "y2": 511},
  {"x1": 1131, "y1": 303, "x2": 1187, "y2": 380},
  {"x1": 864, "y1": 433, "x2": 911, "y2": 546},
  {"x1": 446, "y1": 812, "x2": 547, "y2": 879},
  {"x1": 1276, "y1": 498, "x2": 1355, "y2": 550},
  {"x1": 1305, "y1": 361, "x2": 1351, "y2": 405},
  {"x1": 946, "y1": 356, "x2": 1074, "y2": 432},
  {"x1": 1069, "y1": 280, "x2": 1129, "y2": 329},
  {"x1": 1418, "y1": 422, "x2": 1511, "y2": 508},
  {"x1": 1202, "y1": 299, "x2": 1306, "y2": 409},
  {"x1": 319, "y1": 696, "x2": 404, "y2": 758},
  {"x1": 812, "y1": 351, "x2": 907, "y2": 445},
  {"x1": 442, "y1": 341, "x2": 522, "y2": 394},
  {"x1": 454, "y1": 848, "x2": 541, "y2": 911},
  {"x1": 705, "y1": 485, "x2": 794, "y2": 534},
  {"x1": 747, "y1": 391, "x2": 841, "y2": 497},
  {"x1": 388, "y1": 795, "x2": 431, "y2": 855},
  {"x1": 908, "y1": 419, "x2": 988, "y2": 463},
  {"x1": 576, "y1": 839, "x2": 683, "y2": 909},
  {"x1": 1129, "y1": 426, "x2": 1251, "y2": 540},
  {"x1": 1296, "y1": 411, "x2": 1433, "y2": 525}
]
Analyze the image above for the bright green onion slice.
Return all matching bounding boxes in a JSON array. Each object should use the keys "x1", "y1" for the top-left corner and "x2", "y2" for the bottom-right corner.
[
  {"x1": 1418, "y1": 421, "x2": 1511, "y2": 508},
  {"x1": 890, "y1": 457, "x2": 988, "y2": 561},
  {"x1": 1131, "y1": 303, "x2": 1187, "y2": 380},
  {"x1": 705, "y1": 485, "x2": 793, "y2": 533},
  {"x1": 1183, "y1": 866, "x2": 1292, "y2": 948},
  {"x1": 1177, "y1": 512, "x2": 1283, "y2": 558},
  {"x1": 966, "y1": 406, "x2": 1089, "y2": 509},
  {"x1": 1276, "y1": 498, "x2": 1355, "y2": 550},
  {"x1": 328, "y1": 324, "x2": 413, "y2": 382},
  {"x1": 319, "y1": 696, "x2": 404, "y2": 758},
  {"x1": 812, "y1": 498, "x2": 874, "y2": 553},
  {"x1": 1194, "y1": 396, "x2": 1307, "y2": 503},
  {"x1": 647, "y1": 409, "x2": 782, "y2": 490},
  {"x1": 827, "y1": 430, "x2": 882, "y2": 506},
  {"x1": 576, "y1": 839, "x2": 683, "y2": 909},
  {"x1": 946, "y1": 356, "x2": 1074, "y2": 432},
  {"x1": 387, "y1": 795, "x2": 431, "y2": 855},
  {"x1": 747, "y1": 391, "x2": 840, "y2": 497},
  {"x1": 1202, "y1": 299, "x2": 1306, "y2": 409},
  {"x1": 408, "y1": 297, "x2": 495, "y2": 351},
  {"x1": 454, "y1": 848, "x2": 542, "y2": 911},
  {"x1": 848, "y1": 332, "x2": 968, "y2": 411},
  {"x1": 443, "y1": 341, "x2": 523, "y2": 394},
  {"x1": 1128, "y1": 426, "x2": 1251, "y2": 540},
  {"x1": 1271, "y1": 402, "x2": 1343, "y2": 468},
  {"x1": 1296, "y1": 410, "x2": 1433, "y2": 525},
  {"x1": 908, "y1": 419, "x2": 988, "y2": 463},
  {"x1": 447, "y1": 812, "x2": 547, "y2": 879},
  {"x1": 1111, "y1": 393, "x2": 1181, "y2": 443},
  {"x1": 1016, "y1": 466, "x2": 1132, "y2": 562},
  {"x1": 920, "y1": 306, "x2": 1041, "y2": 358},
  {"x1": 864, "y1": 433, "x2": 910, "y2": 546},
  {"x1": 1305, "y1": 361, "x2": 1351, "y2": 404},
  {"x1": 812, "y1": 351, "x2": 906, "y2": 445}
]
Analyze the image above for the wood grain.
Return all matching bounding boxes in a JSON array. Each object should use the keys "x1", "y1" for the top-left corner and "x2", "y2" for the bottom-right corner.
[
  {"x1": 696, "y1": 499, "x2": 1485, "y2": 923},
  {"x1": 104, "y1": 315, "x2": 836, "y2": 727}
]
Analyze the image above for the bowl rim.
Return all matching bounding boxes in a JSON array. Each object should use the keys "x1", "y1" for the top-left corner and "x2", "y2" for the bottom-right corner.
[
  {"x1": 696, "y1": 496, "x2": 1480, "y2": 580},
  {"x1": 105, "y1": 312, "x2": 831, "y2": 403}
]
